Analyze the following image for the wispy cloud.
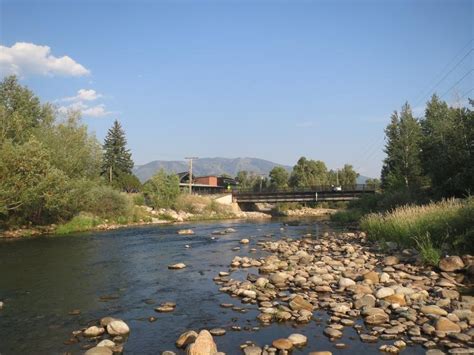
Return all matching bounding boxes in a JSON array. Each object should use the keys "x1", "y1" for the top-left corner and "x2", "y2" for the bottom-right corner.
[
  {"x1": 0, "y1": 42, "x2": 90, "y2": 78},
  {"x1": 61, "y1": 89, "x2": 102, "y2": 102},
  {"x1": 58, "y1": 89, "x2": 116, "y2": 118}
]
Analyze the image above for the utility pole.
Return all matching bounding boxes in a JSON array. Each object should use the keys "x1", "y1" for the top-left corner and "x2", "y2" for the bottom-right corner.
[{"x1": 185, "y1": 157, "x2": 198, "y2": 194}]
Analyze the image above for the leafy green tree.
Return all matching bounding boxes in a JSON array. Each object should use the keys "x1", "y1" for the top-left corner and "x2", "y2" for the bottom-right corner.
[
  {"x1": 0, "y1": 75, "x2": 54, "y2": 144},
  {"x1": 269, "y1": 166, "x2": 289, "y2": 189},
  {"x1": 328, "y1": 164, "x2": 359, "y2": 186},
  {"x1": 381, "y1": 103, "x2": 424, "y2": 191},
  {"x1": 0, "y1": 138, "x2": 69, "y2": 225},
  {"x1": 289, "y1": 157, "x2": 328, "y2": 187},
  {"x1": 236, "y1": 171, "x2": 257, "y2": 190},
  {"x1": 102, "y1": 120, "x2": 134, "y2": 183},
  {"x1": 421, "y1": 95, "x2": 473, "y2": 197},
  {"x1": 143, "y1": 169, "x2": 180, "y2": 208},
  {"x1": 36, "y1": 112, "x2": 102, "y2": 179}
]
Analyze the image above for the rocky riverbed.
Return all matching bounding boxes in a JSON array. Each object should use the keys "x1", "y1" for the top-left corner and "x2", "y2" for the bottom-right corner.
[
  {"x1": 202, "y1": 231, "x2": 473, "y2": 354},
  {"x1": 1, "y1": 220, "x2": 472, "y2": 354}
]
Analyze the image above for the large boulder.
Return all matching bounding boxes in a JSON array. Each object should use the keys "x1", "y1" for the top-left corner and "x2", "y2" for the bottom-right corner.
[
  {"x1": 186, "y1": 330, "x2": 217, "y2": 355},
  {"x1": 439, "y1": 256, "x2": 465, "y2": 272}
]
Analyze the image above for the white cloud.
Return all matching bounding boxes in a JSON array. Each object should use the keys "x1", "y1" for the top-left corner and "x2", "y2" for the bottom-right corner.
[
  {"x1": 82, "y1": 104, "x2": 113, "y2": 117},
  {"x1": 58, "y1": 102, "x2": 114, "y2": 118},
  {"x1": 61, "y1": 89, "x2": 102, "y2": 102},
  {"x1": 0, "y1": 42, "x2": 90, "y2": 77}
]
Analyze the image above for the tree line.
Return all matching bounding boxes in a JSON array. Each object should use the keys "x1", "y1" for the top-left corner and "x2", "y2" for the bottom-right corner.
[
  {"x1": 235, "y1": 159, "x2": 361, "y2": 192},
  {"x1": 381, "y1": 96, "x2": 473, "y2": 199},
  {"x1": 0, "y1": 76, "x2": 139, "y2": 228}
]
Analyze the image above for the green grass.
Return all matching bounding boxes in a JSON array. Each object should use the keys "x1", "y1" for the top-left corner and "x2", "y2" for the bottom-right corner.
[
  {"x1": 413, "y1": 233, "x2": 442, "y2": 266},
  {"x1": 361, "y1": 197, "x2": 473, "y2": 254},
  {"x1": 55, "y1": 213, "x2": 104, "y2": 235}
]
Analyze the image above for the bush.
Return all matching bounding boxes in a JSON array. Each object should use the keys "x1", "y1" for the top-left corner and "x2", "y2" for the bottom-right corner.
[
  {"x1": 143, "y1": 169, "x2": 180, "y2": 209},
  {"x1": 361, "y1": 198, "x2": 473, "y2": 254},
  {"x1": 83, "y1": 185, "x2": 132, "y2": 218}
]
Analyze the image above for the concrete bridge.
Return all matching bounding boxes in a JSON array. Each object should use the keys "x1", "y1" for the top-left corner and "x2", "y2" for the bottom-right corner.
[{"x1": 232, "y1": 185, "x2": 375, "y2": 203}]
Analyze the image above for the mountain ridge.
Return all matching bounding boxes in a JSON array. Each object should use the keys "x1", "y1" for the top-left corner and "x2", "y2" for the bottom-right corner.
[{"x1": 133, "y1": 157, "x2": 373, "y2": 184}]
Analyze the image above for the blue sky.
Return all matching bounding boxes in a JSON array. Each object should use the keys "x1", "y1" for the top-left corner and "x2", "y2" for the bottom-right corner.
[{"x1": 1, "y1": 0, "x2": 472, "y2": 177}]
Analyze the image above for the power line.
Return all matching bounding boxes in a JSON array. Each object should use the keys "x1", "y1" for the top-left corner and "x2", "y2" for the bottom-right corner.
[
  {"x1": 440, "y1": 69, "x2": 473, "y2": 99},
  {"x1": 461, "y1": 87, "x2": 474, "y2": 99},
  {"x1": 412, "y1": 39, "x2": 473, "y2": 107}
]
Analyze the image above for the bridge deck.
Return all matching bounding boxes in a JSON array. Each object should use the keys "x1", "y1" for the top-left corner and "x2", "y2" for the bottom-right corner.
[{"x1": 232, "y1": 185, "x2": 375, "y2": 203}]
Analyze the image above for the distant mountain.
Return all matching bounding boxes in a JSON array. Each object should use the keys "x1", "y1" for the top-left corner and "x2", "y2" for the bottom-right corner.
[{"x1": 133, "y1": 157, "x2": 292, "y2": 182}]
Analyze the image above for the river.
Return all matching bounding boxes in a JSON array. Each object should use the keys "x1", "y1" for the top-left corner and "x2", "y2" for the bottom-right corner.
[{"x1": 0, "y1": 218, "x2": 425, "y2": 354}]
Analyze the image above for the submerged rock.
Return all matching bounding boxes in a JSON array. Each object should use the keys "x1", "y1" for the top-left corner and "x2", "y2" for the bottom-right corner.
[
  {"x1": 168, "y1": 263, "x2": 186, "y2": 270},
  {"x1": 177, "y1": 229, "x2": 194, "y2": 235}
]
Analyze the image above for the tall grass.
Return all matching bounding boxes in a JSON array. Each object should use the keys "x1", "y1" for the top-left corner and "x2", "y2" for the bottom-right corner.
[
  {"x1": 361, "y1": 198, "x2": 473, "y2": 254},
  {"x1": 55, "y1": 213, "x2": 104, "y2": 235}
]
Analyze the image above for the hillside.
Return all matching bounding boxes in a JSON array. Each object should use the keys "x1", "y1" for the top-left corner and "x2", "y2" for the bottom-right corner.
[{"x1": 133, "y1": 157, "x2": 292, "y2": 182}]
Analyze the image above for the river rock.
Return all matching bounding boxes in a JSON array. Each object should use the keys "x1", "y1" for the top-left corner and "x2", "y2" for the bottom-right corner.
[
  {"x1": 177, "y1": 229, "x2": 194, "y2": 235},
  {"x1": 288, "y1": 333, "x2": 307, "y2": 346},
  {"x1": 97, "y1": 339, "x2": 115, "y2": 348},
  {"x1": 168, "y1": 263, "x2": 186, "y2": 269},
  {"x1": 339, "y1": 277, "x2": 356, "y2": 288},
  {"x1": 376, "y1": 287, "x2": 395, "y2": 299},
  {"x1": 384, "y1": 293, "x2": 406, "y2": 305},
  {"x1": 209, "y1": 328, "x2": 226, "y2": 336},
  {"x1": 0, "y1": 301, "x2": 3, "y2": 309},
  {"x1": 363, "y1": 271, "x2": 380, "y2": 284},
  {"x1": 100, "y1": 317, "x2": 119, "y2": 327},
  {"x1": 84, "y1": 326, "x2": 105, "y2": 337},
  {"x1": 186, "y1": 330, "x2": 217, "y2": 355},
  {"x1": 435, "y1": 317, "x2": 461, "y2": 333},
  {"x1": 272, "y1": 338, "x2": 293, "y2": 350},
  {"x1": 421, "y1": 305, "x2": 448, "y2": 316},
  {"x1": 289, "y1": 295, "x2": 313, "y2": 311},
  {"x1": 384, "y1": 256, "x2": 399, "y2": 266},
  {"x1": 107, "y1": 320, "x2": 130, "y2": 336},
  {"x1": 240, "y1": 239, "x2": 250, "y2": 244},
  {"x1": 270, "y1": 272, "x2": 289, "y2": 284},
  {"x1": 324, "y1": 327, "x2": 343, "y2": 338},
  {"x1": 364, "y1": 308, "x2": 389, "y2": 325},
  {"x1": 439, "y1": 256, "x2": 464, "y2": 272},
  {"x1": 85, "y1": 347, "x2": 113, "y2": 355},
  {"x1": 176, "y1": 330, "x2": 198, "y2": 348},
  {"x1": 243, "y1": 346, "x2": 263, "y2": 355},
  {"x1": 354, "y1": 294, "x2": 376, "y2": 309}
]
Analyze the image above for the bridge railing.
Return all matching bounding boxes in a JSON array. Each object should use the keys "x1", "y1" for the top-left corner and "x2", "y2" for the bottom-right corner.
[{"x1": 233, "y1": 184, "x2": 374, "y2": 195}]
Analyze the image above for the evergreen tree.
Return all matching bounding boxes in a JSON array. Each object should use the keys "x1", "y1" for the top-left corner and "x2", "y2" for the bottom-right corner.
[
  {"x1": 102, "y1": 120, "x2": 134, "y2": 183},
  {"x1": 381, "y1": 103, "x2": 424, "y2": 191}
]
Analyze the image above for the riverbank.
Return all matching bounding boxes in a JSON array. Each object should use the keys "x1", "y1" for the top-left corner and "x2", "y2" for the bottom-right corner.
[
  {"x1": 0, "y1": 206, "x2": 272, "y2": 238},
  {"x1": 0, "y1": 197, "x2": 341, "y2": 238}
]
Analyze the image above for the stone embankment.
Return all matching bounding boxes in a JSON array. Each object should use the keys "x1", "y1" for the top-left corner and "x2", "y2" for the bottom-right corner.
[{"x1": 206, "y1": 231, "x2": 473, "y2": 354}]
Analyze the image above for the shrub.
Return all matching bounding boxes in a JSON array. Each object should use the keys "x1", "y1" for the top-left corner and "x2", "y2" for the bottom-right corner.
[
  {"x1": 143, "y1": 169, "x2": 180, "y2": 209},
  {"x1": 330, "y1": 209, "x2": 363, "y2": 223},
  {"x1": 83, "y1": 185, "x2": 132, "y2": 218}
]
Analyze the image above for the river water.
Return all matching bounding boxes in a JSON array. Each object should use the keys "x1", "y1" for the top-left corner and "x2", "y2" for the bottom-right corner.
[{"x1": 0, "y1": 218, "x2": 425, "y2": 355}]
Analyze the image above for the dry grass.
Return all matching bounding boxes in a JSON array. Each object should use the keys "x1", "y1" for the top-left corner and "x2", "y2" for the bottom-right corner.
[{"x1": 361, "y1": 197, "x2": 473, "y2": 254}]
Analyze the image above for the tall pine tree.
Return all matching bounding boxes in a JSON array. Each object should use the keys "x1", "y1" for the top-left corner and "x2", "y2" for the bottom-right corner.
[{"x1": 102, "y1": 120, "x2": 133, "y2": 183}]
